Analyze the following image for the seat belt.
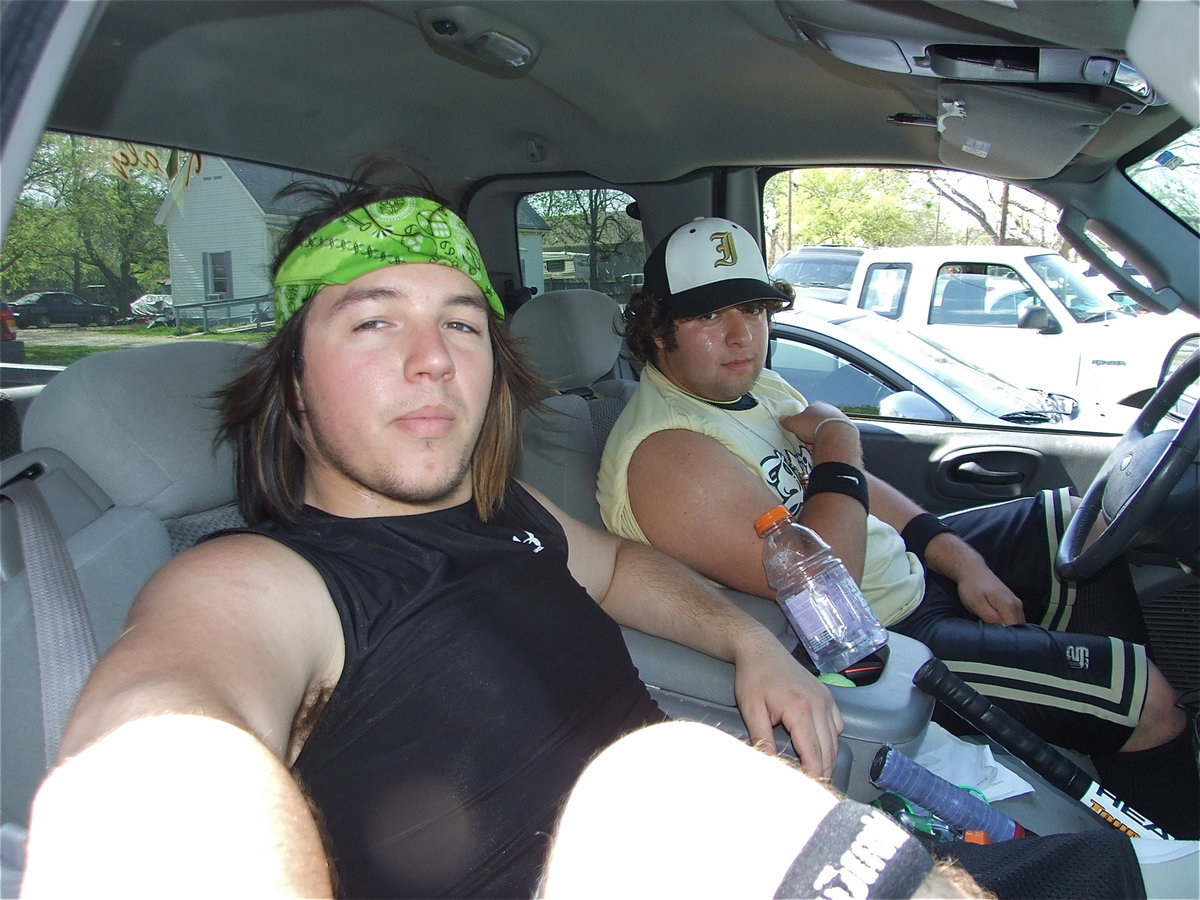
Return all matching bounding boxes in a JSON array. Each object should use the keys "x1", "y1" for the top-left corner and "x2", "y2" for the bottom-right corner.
[{"x1": 1, "y1": 475, "x2": 99, "y2": 768}]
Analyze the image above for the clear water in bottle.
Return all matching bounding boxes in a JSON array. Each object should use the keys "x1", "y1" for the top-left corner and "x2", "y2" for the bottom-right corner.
[{"x1": 755, "y1": 505, "x2": 887, "y2": 674}]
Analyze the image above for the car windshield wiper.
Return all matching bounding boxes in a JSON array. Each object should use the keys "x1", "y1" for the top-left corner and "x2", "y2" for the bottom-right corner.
[{"x1": 999, "y1": 410, "x2": 1056, "y2": 424}]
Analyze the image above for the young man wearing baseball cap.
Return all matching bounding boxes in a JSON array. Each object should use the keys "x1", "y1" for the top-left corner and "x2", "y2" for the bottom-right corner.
[
  {"x1": 597, "y1": 216, "x2": 1198, "y2": 841},
  {"x1": 21, "y1": 188, "x2": 844, "y2": 897}
]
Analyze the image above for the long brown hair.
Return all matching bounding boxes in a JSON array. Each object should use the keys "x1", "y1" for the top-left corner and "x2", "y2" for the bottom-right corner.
[{"x1": 217, "y1": 168, "x2": 546, "y2": 524}]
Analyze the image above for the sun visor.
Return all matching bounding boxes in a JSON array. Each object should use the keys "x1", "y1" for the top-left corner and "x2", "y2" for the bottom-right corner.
[{"x1": 936, "y1": 84, "x2": 1114, "y2": 179}]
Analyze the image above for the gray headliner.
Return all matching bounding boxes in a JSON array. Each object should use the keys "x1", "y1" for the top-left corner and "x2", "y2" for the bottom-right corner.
[{"x1": 44, "y1": 0, "x2": 1180, "y2": 204}]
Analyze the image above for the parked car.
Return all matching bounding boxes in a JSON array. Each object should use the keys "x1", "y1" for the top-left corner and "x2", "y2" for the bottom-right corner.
[
  {"x1": 0, "y1": 303, "x2": 17, "y2": 341},
  {"x1": 9, "y1": 292, "x2": 116, "y2": 328},
  {"x1": 845, "y1": 245, "x2": 1199, "y2": 408},
  {"x1": 770, "y1": 309, "x2": 1134, "y2": 432},
  {"x1": 0, "y1": 302, "x2": 24, "y2": 365},
  {"x1": 768, "y1": 245, "x2": 864, "y2": 304},
  {"x1": 1, "y1": 0, "x2": 1197, "y2": 893}
]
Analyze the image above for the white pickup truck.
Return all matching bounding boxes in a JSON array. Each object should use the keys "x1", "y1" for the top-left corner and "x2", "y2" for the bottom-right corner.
[{"x1": 837, "y1": 245, "x2": 1199, "y2": 409}]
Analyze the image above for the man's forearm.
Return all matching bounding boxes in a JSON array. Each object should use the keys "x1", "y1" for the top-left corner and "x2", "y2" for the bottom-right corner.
[
  {"x1": 919, "y1": 529, "x2": 988, "y2": 582},
  {"x1": 22, "y1": 715, "x2": 333, "y2": 898},
  {"x1": 600, "y1": 538, "x2": 772, "y2": 663}
]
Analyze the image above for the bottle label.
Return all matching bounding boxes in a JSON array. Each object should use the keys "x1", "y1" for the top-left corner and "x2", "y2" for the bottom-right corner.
[
  {"x1": 779, "y1": 569, "x2": 886, "y2": 673},
  {"x1": 781, "y1": 588, "x2": 836, "y2": 653}
]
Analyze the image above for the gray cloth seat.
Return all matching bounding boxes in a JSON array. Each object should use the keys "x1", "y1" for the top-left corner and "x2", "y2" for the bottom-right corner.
[
  {"x1": 0, "y1": 341, "x2": 252, "y2": 835},
  {"x1": 511, "y1": 289, "x2": 637, "y2": 527},
  {"x1": 931, "y1": 277, "x2": 987, "y2": 324}
]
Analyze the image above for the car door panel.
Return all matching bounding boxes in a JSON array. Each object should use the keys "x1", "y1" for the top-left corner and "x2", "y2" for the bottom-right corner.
[{"x1": 856, "y1": 419, "x2": 1116, "y2": 513}]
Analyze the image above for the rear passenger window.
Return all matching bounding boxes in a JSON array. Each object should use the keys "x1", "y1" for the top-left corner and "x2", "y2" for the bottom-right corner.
[
  {"x1": 859, "y1": 263, "x2": 910, "y2": 319},
  {"x1": 929, "y1": 264, "x2": 1036, "y2": 327},
  {"x1": 520, "y1": 191, "x2": 645, "y2": 303}
]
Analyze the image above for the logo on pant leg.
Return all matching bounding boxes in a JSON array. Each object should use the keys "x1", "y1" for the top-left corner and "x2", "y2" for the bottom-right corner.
[{"x1": 1066, "y1": 645, "x2": 1090, "y2": 669}]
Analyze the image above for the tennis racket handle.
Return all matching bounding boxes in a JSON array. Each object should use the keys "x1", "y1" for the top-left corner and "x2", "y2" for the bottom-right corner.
[
  {"x1": 870, "y1": 744, "x2": 1025, "y2": 841},
  {"x1": 913, "y1": 658, "x2": 1173, "y2": 840},
  {"x1": 912, "y1": 658, "x2": 1092, "y2": 799}
]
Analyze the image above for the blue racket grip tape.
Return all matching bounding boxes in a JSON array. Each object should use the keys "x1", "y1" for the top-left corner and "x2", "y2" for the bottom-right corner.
[{"x1": 870, "y1": 744, "x2": 1022, "y2": 842}]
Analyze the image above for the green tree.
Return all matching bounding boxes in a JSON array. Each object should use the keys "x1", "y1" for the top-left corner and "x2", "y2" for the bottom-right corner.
[
  {"x1": 527, "y1": 190, "x2": 641, "y2": 291},
  {"x1": 1, "y1": 134, "x2": 169, "y2": 313},
  {"x1": 763, "y1": 167, "x2": 1062, "y2": 264},
  {"x1": 765, "y1": 168, "x2": 942, "y2": 262}
]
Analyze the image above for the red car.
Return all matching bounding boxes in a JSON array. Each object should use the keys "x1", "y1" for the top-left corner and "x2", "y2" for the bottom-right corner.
[{"x1": 1, "y1": 302, "x2": 18, "y2": 341}]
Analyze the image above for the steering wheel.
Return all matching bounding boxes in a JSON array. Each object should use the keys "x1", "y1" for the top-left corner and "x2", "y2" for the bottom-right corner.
[{"x1": 1056, "y1": 349, "x2": 1200, "y2": 581}]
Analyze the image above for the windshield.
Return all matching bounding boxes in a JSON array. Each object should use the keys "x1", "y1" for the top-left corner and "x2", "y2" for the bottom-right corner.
[
  {"x1": 1126, "y1": 126, "x2": 1200, "y2": 234},
  {"x1": 838, "y1": 315, "x2": 1061, "y2": 420},
  {"x1": 771, "y1": 254, "x2": 859, "y2": 289},
  {"x1": 1025, "y1": 253, "x2": 1132, "y2": 323}
]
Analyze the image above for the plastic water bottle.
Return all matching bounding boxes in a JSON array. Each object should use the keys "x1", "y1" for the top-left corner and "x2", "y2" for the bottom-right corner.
[{"x1": 754, "y1": 505, "x2": 887, "y2": 674}]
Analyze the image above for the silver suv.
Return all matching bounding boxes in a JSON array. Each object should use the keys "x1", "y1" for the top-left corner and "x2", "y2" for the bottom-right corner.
[{"x1": 768, "y1": 246, "x2": 864, "y2": 305}]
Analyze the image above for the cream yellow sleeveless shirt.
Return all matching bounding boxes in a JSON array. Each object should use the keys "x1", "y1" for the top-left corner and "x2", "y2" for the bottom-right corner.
[{"x1": 597, "y1": 364, "x2": 924, "y2": 626}]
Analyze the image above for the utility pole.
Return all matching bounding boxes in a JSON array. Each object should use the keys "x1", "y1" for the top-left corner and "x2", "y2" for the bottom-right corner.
[{"x1": 787, "y1": 175, "x2": 793, "y2": 250}]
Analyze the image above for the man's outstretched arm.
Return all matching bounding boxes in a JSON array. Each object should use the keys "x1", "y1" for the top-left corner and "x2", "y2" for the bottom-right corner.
[
  {"x1": 23, "y1": 715, "x2": 334, "y2": 898},
  {"x1": 864, "y1": 471, "x2": 1025, "y2": 626},
  {"x1": 20, "y1": 535, "x2": 343, "y2": 897},
  {"x1": 526, "y1": 484, "x2": 843, "y2": 779}
]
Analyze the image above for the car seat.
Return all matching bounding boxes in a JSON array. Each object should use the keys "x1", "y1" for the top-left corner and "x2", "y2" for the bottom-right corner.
[
  {"x1": 0, "y1": 341, "x2": 252, "y2": 866},
  {"x1": 510, "y1": 289, "x2": 637, "y2": 527},
  {"x1": 932, "y1": 276, "x2": 986, "y2": 324}
]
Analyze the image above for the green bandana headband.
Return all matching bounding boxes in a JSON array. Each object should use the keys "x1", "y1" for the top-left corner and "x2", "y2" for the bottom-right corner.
[{"x1": 273, "y1": 196, "x2": 504, "y2": 325}]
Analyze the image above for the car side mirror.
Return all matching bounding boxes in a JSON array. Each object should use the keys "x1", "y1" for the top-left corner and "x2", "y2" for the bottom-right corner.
[
  {"x1": 878, "y1": 390, "x2": 951, "y2": 421},
  {"x1": 1017, "y1": 304, "x2": 1056, "y2": 332}
]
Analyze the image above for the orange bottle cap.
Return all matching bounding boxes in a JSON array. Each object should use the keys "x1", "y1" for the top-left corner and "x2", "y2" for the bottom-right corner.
[
  {"x1": 963, "y1": 830, "x2": 992, "y2": 845},
  {"x1": 754, "y1": 505, "x2": 791, "y2": 536}
]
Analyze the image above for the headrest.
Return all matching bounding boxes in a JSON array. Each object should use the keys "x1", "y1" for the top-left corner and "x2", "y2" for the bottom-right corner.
[
  {"x1": 942, "y1": 277, "x2": 985, "y2": 306},
  {"x1": 509, "y1": 289, "x2": 624, "y2": 391},
  {"x1": 22, "y1": 342, "x2": 253, "y2": 519}
]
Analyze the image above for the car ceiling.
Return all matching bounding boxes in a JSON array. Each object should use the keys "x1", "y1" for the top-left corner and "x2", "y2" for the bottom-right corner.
[{"x1": 45, "y1": 0, "x2": 1183, "y2": 201}]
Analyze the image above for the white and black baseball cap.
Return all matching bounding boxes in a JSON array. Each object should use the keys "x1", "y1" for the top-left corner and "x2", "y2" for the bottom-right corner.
[{"x1": 642, "y1": 217, "x2": 789, "y2": 318}]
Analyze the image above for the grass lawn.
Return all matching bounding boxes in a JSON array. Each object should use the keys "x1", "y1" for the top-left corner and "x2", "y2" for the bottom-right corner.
[{"x1": 20, "y1": 329, "x2": 270, "y2": 368}]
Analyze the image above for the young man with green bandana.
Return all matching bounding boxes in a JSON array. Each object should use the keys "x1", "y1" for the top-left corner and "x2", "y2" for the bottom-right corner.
[{"x1": 19, "y1": 180, "x2": 843, "y2": 898}]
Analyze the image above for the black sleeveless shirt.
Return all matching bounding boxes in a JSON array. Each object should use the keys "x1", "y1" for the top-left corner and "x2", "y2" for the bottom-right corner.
[{"x1": 239, "y1": 482, "x2": 664, "y2": 898}]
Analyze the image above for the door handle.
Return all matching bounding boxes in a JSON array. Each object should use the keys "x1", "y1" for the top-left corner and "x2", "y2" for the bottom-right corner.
[{"x1": 953, "y1": 461, "x2": 1023, "y2": 485}]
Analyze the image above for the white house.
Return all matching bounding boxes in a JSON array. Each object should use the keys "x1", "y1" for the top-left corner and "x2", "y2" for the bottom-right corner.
[
  {"x1": 156, "y1": 158, "x2": 551, "y2": 314},
  {"x1": 517, "y1": 201, "x2": 551, "y2": 296},
  {"x1": 154, "y1": 157, "x2": 322, "y2": 309}
]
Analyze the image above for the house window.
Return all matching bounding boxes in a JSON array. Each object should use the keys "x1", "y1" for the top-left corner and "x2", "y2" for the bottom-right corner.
[{"x1": 203, "y1": 250, "x2": 233, "y2": 299}]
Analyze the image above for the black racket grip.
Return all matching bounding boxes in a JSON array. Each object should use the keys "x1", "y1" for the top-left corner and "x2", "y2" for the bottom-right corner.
[{"x1": 913, "y1": 658, "x2": 1093, "y2": 800}]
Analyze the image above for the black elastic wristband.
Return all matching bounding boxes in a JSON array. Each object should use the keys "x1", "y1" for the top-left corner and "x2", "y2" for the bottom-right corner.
[
  {"x1": 806, "y1": 462, "x2": 869, "y2": 514},
  {"x1": 773, "y1": 800, "x2": 934, "y2": 899},
  {"x1": 900, "y1": 512, "x2": 955, "y2": 561}
]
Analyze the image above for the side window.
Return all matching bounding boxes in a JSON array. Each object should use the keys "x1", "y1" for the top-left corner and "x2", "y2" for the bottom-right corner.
[
  {"x1": 769, "y1": 334, "x2": 897, "y2": 417},
  {"x1": 2, "y1": 132, "x2": 340, "y2": 387},
  {"x1": 929, "y1": 265, "x2": 1034, "y2": 326},
  {"x1": 520, "y1": 191, "x2": 645, "y2": 303},
  {"x1": 203, "y1": 250, "x2": 233, "y2": 300},
  {"x1": 859, "y1": 264, "x2": 909, "y2": 318}
]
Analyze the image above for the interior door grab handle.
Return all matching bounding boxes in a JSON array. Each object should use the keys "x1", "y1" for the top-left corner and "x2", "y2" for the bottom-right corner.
[{"x1": 953, "y1": 461, "x2": 1023, "y2": 485}]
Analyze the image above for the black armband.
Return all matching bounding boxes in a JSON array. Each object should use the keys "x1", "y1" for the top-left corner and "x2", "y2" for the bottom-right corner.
[
  {"x1": 805, "y1": 462, "x2": 869, "y2": 514},
  {"x1": 900, "y1": 512, "x2": 955, "y2": 560}
]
